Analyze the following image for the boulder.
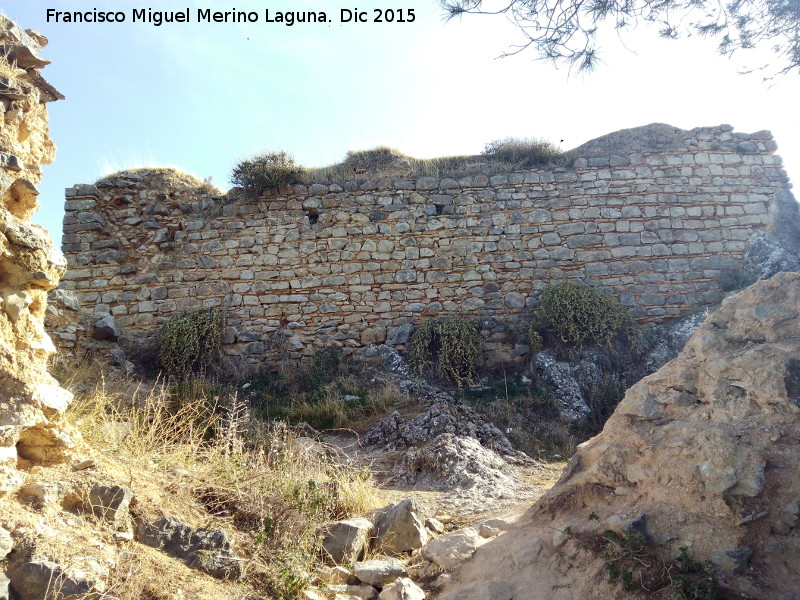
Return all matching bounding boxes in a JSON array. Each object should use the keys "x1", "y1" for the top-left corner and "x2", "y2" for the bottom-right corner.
[
  {"x1": 373, "y1": 498, "x2": 429, "y2": 555},
  {"x1": 744, "y1": 230, "x2": 799, "y2": 280},
  {"x1": 420, "y1": 527, "x2": 479, "y2": 570},
  {"x1": 18, "y1": 480, "x2": 70, "y2": 509},
  {"x1": 318, "y1": 565, "x2": 359, "y2": 585},
  {"x1": 320, "y1": 517, "x2": 373, "y2": 565},
  {"x1": 386, "y1": 324, "x2": 413, "y2": 346},
  {"x1": 10, "y1": 560, "x2": 94, "y2": 600},
  {"x1": 527, "y1": 351, "x2": 599, "y2": 421},
  {"x1": 136, "y1": 516, "x2": 241, "y2": 580},
  {"x1": 378, "y1": 577, "x2": 425, "y2": 600},
  {"x1": 87, "y1": 484, "x2": 134, "y2": 521},
  {"x1": 353, "y1": 558, "x2": 407, "y2": 587},
  {"x1": 327, "y1": 583, "x2": 378, "y2": 600},
  {"x1": 92, "y1": 314, "x2": 122, "y2": 341}
]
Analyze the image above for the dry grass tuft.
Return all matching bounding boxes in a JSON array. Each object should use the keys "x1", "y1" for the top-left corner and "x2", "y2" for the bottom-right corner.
[
  {"x1": 95, "y1": 167, "x2": 222, "y2": 195},
  {"x1": 51, "y1": 361, "x2": 383, "y2": 599}
]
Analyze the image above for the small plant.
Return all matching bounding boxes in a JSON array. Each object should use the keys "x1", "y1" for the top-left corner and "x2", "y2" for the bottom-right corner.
[
  {"x1": 601, "y1": 529, "x2": 647, "y2": 591},
  {"x1": 535, "y1": 280, "x2": 637, "y2": 350},
  {"x1": 719, "y1": 263, "x2": 758, "y2": 292},
  {"x1": 586, "y1": 528, "x2": 722, "y2": 599},
  {"x1": 231, "y1": 151, "x2": 306, "y2": 197},
  {"x1": 408, "y1": 315, "x2": 482, "y2": 387},
  {"x1": 158, "y1": 308, "x2": 225, "y2": 377},
  {"x1": 528, "y1": 322, "x2": 544, "y2": 353},
  {"x1": 672, "y1": 547, "x2": 721, "y2": 600},
  {"x1": 482, "y1": 137, "x2": 565, "y2": 167}
]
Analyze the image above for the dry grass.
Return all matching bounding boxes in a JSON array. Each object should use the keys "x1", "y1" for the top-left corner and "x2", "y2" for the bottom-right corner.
[
  {"x1": 95, "y1": 167, "x2": 223, "y2": 196},
  {"x1": 36, "y1": 358, "x2": 384, "y2": 599},
  {"x1": 254, "y1": 139, "x2": 567, "y2": 188}
]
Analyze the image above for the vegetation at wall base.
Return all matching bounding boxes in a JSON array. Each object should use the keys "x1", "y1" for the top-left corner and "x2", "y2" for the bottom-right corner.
[
  {"x1": 464, "y1": 378, "x2": 579, "y2": 458},
  {"x1": 719, "y1": 263, "x2": 758, "y2": 292},
  {"x1": 247, "y1": 347, "x2": 405, "y2": 431},
  {"x1": 408, "y1": 315, "x2": 482, "y2": 388},
  {"x1": 533, "y1": 280, "x2": 638, "y2": 352},
  {"x1": 158, "y1": 308, "x2": 225, "y2": 377}
]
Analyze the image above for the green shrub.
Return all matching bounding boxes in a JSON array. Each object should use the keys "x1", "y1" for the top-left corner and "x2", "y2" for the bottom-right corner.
[
  {"x1": 158, "y1": 308, "x2": 225, "y2": 377},
  {"x1": 528, "y1": 325, "x2": 544, "y2": 353},
  {"x1": 536, "y1": 280, "x2": 637, "y2": 349},
  {"x1": 408, "y1": 315, "x2": 482, "y2": 387},
  {"x1": 230, "y1": 151, "x2": 306, "y2": 197},
  {"x1": 482, "y1": 137, "x2": 565, "y2": 167}
]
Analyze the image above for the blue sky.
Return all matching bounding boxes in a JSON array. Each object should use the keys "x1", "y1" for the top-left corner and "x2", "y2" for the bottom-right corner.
[{"x1": 6, "y1": 1, "x2": 800, "y2": 248}]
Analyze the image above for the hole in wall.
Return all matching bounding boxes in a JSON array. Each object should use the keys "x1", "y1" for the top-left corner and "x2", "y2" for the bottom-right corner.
[{"x1": 306, "y1": 208, "x2": 319, "y2": 225}]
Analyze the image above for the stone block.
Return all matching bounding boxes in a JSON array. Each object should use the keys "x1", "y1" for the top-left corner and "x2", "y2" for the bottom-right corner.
[{"x1": 320, "y1": 517, "x2": 374, "y2": 565}]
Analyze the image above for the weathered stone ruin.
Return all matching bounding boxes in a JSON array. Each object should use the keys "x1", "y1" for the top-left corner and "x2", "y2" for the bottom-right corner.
[
  {"x1": 0, "y1": 16, "x2": 71, "y2": 490},
  {"x1": 57, "y1": 123, "x2": 796, "y2": 368}
]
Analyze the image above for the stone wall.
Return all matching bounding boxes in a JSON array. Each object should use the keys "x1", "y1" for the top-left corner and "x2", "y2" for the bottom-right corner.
[
  {"x1": 58, "y1": 124, "x2": 795, "y2": 365},
  {"x1": 0, "y1": 15, "x2": 72, "y2": 485}
]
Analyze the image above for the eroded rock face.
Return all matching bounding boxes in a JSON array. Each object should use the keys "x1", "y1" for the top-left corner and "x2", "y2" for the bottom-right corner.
[
  {"x1": 0, "y1": 16, "x2": 71, "y2": 487},
  {"x1": 436, "y1": 272, "x2": 800, "y2": 600}
]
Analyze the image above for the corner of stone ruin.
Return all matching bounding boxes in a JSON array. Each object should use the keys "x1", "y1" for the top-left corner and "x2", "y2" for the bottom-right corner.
[{"x1": 0, "y1": 15, "x2": 73, "y2": 497}]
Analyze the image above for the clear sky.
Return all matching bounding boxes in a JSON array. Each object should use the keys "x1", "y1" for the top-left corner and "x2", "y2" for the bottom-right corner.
[{"x1": 6, "y1": 1, "x2": 799, "y2": 248}]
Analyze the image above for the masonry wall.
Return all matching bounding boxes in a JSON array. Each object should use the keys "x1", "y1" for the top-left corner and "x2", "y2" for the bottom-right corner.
[{"x1": 58, "y1": 124, "x2": 794, "y2": 365}]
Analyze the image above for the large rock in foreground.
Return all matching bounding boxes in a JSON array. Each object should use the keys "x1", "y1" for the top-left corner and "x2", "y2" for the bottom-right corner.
[{"x1": 436, "y1": 272, "x2": 800, "y2": 600}]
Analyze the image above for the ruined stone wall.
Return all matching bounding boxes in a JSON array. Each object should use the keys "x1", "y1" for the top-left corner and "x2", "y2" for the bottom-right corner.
[
  {"x1": 58, "y1": 124, "x2": 794, "y2": 365},
  {"x1": 0, "y1": 16, "x2": 72, "y2": 486}
]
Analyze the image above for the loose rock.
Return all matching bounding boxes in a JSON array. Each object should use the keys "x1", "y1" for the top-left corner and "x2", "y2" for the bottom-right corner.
[
  {"x1": 420, "y1": 528, "x2": 479, "y2": 570},
  {"x1": 353, "y1": 558, "x2": 407, "y2": 587},
  {"x1": 378, "y1": 577, "x2": 425, "y2": 600},
  {"x1": 320, "y1": 517, "x2": 373, "y2": 565},
  {"x1": 373, "y1": 498, "x2": 429, "y2": 556}
]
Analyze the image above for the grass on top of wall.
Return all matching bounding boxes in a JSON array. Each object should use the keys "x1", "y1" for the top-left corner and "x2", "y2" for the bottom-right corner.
[{"x1": 230, "y1": 137, "x2": 568, "y2": 195}]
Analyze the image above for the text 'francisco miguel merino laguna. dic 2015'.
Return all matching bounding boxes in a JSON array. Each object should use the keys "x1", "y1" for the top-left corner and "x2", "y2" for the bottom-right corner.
[{"x1": 45, "y1": 8, "x2": 417, "y2": 26}]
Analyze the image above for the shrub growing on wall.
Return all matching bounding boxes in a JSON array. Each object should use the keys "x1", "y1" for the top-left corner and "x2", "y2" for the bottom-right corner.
[
  {"x1": 408, "y1": 315, "x2": 482, "y2": 387},
  {"x1": 158, "y1": 308, "x2": 225, "y2": 377},
  {"x1": 482, "y1": 137, "x2": 564, "y2": 168},
  {"x1": 230, "y1": 151, "x2": 306, "y2": 197},
  {"x1": 534, "y1": 280, "x2": 636, "y2": 349}
]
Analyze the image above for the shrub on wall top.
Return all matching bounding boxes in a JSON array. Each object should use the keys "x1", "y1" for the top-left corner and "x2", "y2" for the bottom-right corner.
[
  {"x1": 230, "y1": 151, "x2": 306, "y2": 197},
  {"x1": 158, "y1": 308, "x2": 225, "y2": 377},
  {"x1": 482, "y1": 137, "x2": 565, "y2": 168},
  {"x1": 408, "y1": 315, "x2": 482, "y2": 387},
  {"x1": 534, "y1": 280, "x2": 636, "y2": 349}
]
